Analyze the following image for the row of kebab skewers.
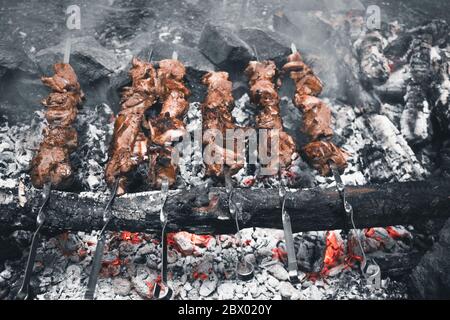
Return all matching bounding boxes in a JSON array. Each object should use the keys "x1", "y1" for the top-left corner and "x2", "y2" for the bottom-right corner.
[
  {"x1": 20, "y1": 46, "x2": 350, "y2": 299},
  {"x1": 29, "y1": 51, "x2": 348, "y2": 196}
]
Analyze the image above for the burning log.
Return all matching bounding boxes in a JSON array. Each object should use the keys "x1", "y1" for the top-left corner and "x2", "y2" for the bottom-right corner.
[{"x1": 1, "y1": 179, "x2": 449, "y2": 235}]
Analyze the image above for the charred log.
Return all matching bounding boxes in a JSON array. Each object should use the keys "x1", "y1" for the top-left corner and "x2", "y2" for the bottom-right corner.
[{"x1": 0, "y1": 179, "x2": 449, "y2": 235}]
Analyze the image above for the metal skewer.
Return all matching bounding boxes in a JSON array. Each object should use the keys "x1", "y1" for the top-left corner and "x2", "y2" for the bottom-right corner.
[
  {"x1": 17, "y1": 33, "x2": 74, "y2": 300},
  {"x1": 16, "y1": 182, "x2": 51, "y2": 300},
  {"x1": 63, "y1": 37, "x2": 72, "y2": 64},
  {"x1": 224, "y1": 168, "x2": 254, "y2": 281},
  {"x1": 329, "y1": 161, "x2": 380, "y2": 289},
  {"x1": 278, "y1": 168, "x2": 301, "y2": 284},
  {"x1": 84, "y1": 179, "x2": 119, "y2": 300},
  {"x1": 153, "y1": 51, "x2": 180, "y2": 299},
  {"x1": 153, "y1": 179, "x2": 173, "y2": 300}
]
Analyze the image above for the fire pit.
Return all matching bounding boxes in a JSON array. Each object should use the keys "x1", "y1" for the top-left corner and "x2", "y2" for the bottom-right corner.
[{"x1": 1, "y1": 0, "x2": 450, "y2": 301}]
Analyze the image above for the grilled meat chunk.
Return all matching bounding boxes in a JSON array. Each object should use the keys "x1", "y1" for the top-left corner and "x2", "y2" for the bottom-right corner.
[
  {"x1": 31, "y1": 63, "x2": 83, "y2": 189},
  {"x1": 105, "y1": 58, "x2": 158, "y2": 195},
  {"x1": 245, "y1": 60, "x2": 296, "y2": 172},
  {"x1": 201, "y1": 71, "x2": 244, "y2": 177},
  {"x1": 303, "y1": 141, "x2": 348, "y2": 176}
]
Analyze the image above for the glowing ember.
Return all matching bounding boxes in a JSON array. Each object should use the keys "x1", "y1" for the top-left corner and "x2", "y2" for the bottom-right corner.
[
  {"x1": 168, "y1": 231, "x2": 214, "y2": 255},
  {"x1": 120, "y1": 231, "x2": 142, "y2": 244},
  {"x1": 272, "y1": 247, "x2": 287, "y2": 262},
  {"x1": 321, "y1": 231, "x2": 345, "y2": 275}
]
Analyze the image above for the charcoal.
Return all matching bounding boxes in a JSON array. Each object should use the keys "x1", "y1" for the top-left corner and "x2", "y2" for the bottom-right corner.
[
  {"x1": 350, "y1": 114, "x2": 426, "y2": 183},
  {"x1": 401, "y1": 39, "x2": 433, "y2": 146},
  {"x1": 237, "y1": 28, "x2": 291, "y2": 67},
  {"x1": 409, "y1": 218, "x2": 450, "y2": 299},
  {"x1": 431, "y1": 50, "x2": 450, "y2": 137},
  {"x1": 374, "y1": 67, "x2": 409, "y2": 104},
  {"x1": 354, "y1": 30, "x2": 390, "y2": 87},
  {"x1": 198, "y1": 23, "x2": 254, "y2": 71},
  {"x1": 408, "y1": 19, "x2": 449, "y2": 47}
]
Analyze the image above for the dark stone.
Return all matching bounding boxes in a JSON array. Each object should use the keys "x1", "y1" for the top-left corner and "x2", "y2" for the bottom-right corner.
[
  {"x1": 0, "y1": 41, "x2": 41, "y2": 123},
  {"x1": 237, "y1": 28, "x2": 291, "y2": 67},
  {"x1": 35, "y1": 36, "x2": 120, "y2": 85},
  {"x1": 198, "y1": 23, "x2": 254, "y2": 71},
  {"x1": 409, "y1": 218, "x2": 450, "y2": 299},
  {"x1": 0, "y1": 41, "x2": 38, "y2": 79}
]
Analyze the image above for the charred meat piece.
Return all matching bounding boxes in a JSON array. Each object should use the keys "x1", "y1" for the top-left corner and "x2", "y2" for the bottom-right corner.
[
  {"x1": 105, "y1": 58, "x2": 158, "y2": 195},
  {"x1": 201, "y1": 71, "x2": 244, "y2": 177},
  {"x1": 148, "y1": 113, "x2": 187, "y2": 146},
  {"x1": 149, "y1": 146, "x2": 177, "y2": 188},
  {"x1": 282, "y1": 52, "x2": 323, "y2": 96},
  {"x1": 283, "y1": 50, "x2": 346, "y2": 176},
  {"x1": 31, "y1": 63, "x2": 84, "y2": 189},
  {"x1": 283, "y1": 52, "x2": 332, "y2": 141},
  {"x1": 245, "y1": 60, "x2": 296, "y2": 171},
  {"x1": 301, "y1": 101, "x2": 333, "y2": 141},
  {"x1": 149, "y1": 59, "x2": 190, "y2": 188},
  {"x1": 303, "y1": 141, "x2": 348, "y2": 176}
]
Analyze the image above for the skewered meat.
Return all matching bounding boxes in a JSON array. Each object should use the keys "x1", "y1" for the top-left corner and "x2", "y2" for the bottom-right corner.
[
  {"x1": 283, "y1": 52, "x2": 332, "y2": 140},
  {"x1": 201, "y1": 71, "x2": 244, "y2": 177},
  {"x1": 31, "y1": 63, "x2": 84, "y2": 188},
  {"x1": 283, "y1": 51, "x2": 348, "y2": 175},
  {"x1": 105, "y1": 58, "x2": 158, "y2": 195},
  {"x1": 148, "y1": 113, "x2": 187, "y2": 146},
  {"x1": 148, "y1": 59, "x2": 190, "y2": 188},
  {"x1": 245, "y1": 61, "x2": 296, "y2": 173},
  {"x1": 303, "y1": 141, "x2": 348, "y2": 176}
]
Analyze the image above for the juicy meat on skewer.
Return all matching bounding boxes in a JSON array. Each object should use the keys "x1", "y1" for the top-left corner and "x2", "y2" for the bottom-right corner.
[
  {"x1": 282, "y1": 51, "x2": 323, "y2": 97},
  {"x1": 149, "y1": 146, "x2": 177, "y2": 188},
  {"x1": 245, "y1": 60, "x2": 296, "y2": 171},
  {"x1": 148, "y1": 113, "x2": 187, "y2": 146},
  {"x1": 31, "y1": 146, "x2": 73, "y2": 188},
  {"x1": 201, "y1": 71, "x2": 244, "y2": 177},
  {"x1": 41, "y1": 92, "x2": 79, "y2": 126},
  {"x1": 149, "y1": 59, "x2": 190, "y2": 188},
  {"x1": 41, "y1": 63, "x2": 84, "y2": 99},
  {"x1": 283, "y1": 52, "x2": 333, "y2": 141},
  {"x1": 303, "y1": 141, "x2": 348, "y2": 176},
  {"x1": 31, "y1": 63, "x2": 84, "y2": 189},
  {"x1": 301, "y1": 101, "x2": 333, "y2": 141},
  {"x1": 105, "y1": 58, "x2": 158, "y2": 195}
]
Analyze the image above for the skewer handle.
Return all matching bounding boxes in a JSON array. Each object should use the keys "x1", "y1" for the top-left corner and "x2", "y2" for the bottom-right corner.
[
  {"x1": 84, "y1": 234, "x2": 106, "y2": 300},
  {"x1": 15, "y1": 225, "x2": 43, "y2": 300}
]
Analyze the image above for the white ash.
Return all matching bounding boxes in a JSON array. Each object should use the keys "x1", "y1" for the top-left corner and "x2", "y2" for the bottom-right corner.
[
  {"x1": 1, "y1": 226, "x2": 411, "y2": 300},
  {"x1": 0, "y1": 112, "x2": 44, "y2": 181},
  {"x1": 179, "y1": 102, "x2": 205, "y2": 187},
  {"x1": 75, "y1": 103, "x2": 114, "y2": 192},
  {"x1": 353, "y1": 30, "x2": 391, "y2": 86},
  {"x1": 232, "y1": 94, "x2": 255, "y2": 128}
]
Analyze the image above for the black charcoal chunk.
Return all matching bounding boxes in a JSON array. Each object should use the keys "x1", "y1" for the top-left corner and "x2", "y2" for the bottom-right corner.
[
  {"x1": 198, "y1": 23, "x2": 254, "y2": 71},
  {"x1": 237, "y1": 28, "x2": 291, "y2": 67}
]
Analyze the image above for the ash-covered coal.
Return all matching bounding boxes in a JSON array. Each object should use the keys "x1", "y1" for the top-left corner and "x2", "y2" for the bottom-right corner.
[{"x1": 0, "y1": 227, "x2": 412, "y2": 300}]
